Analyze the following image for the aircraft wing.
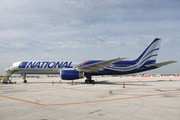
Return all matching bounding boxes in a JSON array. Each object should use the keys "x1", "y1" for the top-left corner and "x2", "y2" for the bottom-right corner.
[
  {"x1": 145, "y1": 61, "x2": 177, "y2": 68},
  {"x1": 76, "y1": 57, "x2": 127, "y2": 73}
]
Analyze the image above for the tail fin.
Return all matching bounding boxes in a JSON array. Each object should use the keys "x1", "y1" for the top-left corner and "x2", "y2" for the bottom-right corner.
[{"x1": 135, "y1": 38, "x2": 162, "y2": 65}]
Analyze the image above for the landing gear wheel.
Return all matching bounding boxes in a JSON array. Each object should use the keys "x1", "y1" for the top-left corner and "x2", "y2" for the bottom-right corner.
[
  {"x1": 87, "y1": 80, "x2": 91, "y2": 84},
  {"x1": 91, "y1": 80, "x2": 95, "y2": 84},
  {"x1": 23, "y1": 80, "x2": 27, "y2": 83},
  {"x1": 85, "y1": 79, "x2": 95, "y2": 84}
]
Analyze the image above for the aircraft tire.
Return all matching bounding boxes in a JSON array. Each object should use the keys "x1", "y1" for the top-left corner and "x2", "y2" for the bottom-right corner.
[
  {"x1": 87, "y1": 80, "x2": 91, "y2": 84},
  {"x1": 91, "y1": 80, "x2": 95, "y2": 84}
]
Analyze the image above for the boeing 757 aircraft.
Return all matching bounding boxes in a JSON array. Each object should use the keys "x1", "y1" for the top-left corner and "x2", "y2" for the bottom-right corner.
[{"x1": 4, "y1": 38, "x2": 176, "y2": 84}]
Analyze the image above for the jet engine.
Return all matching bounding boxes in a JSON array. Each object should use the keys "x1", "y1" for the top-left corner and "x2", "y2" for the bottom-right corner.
[{"x1": 60, "y1": 70, "x2": 84, "y2": 80}]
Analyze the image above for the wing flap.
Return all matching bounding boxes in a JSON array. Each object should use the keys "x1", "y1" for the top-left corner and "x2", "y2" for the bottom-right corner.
[{"x1": 145, "y1": 61, "x2": 177, "y2": 68}]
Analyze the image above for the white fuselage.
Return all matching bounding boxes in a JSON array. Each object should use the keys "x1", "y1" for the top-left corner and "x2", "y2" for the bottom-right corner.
[{"x1": 7, "y1": 61, "x2": 83, "y2": 74}]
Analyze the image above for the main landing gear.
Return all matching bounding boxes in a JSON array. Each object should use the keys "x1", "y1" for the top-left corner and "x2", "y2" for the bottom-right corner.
[
  {"x1": 84, "y1": 73, "x2": 95, "y2": 84},
  {"x1": 85, "y1": 79, "x2": 95, "y2": 84}
]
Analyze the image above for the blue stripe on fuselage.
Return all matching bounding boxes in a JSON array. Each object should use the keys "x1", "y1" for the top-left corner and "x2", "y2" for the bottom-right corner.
[
  {"x1": 92, "y1": 65, "x2": 158, "y2": 75},
  {"x1": 19, "y1": 62, "x2": 28, "y2": 68}
]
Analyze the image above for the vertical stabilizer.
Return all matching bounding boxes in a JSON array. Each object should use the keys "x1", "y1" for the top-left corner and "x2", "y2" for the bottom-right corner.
[{"x1": 136, "y1": 38, "x2": 162, "y2": 65}]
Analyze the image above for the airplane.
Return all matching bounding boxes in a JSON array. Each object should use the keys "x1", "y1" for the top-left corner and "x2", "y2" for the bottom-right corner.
[{"x1": 4, "y1": 38, "x2": 176, "y2": 84}]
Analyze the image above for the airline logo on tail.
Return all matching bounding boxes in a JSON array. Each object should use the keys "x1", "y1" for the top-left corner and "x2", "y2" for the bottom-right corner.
[{"x1": 136, "y1": 38, "x2": 162, "y2": 66}]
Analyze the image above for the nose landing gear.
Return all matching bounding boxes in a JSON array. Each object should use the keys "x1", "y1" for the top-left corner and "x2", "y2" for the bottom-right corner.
[
  {"x1": 23, "y1": 80, "x2": 27, "y2": 83},
  {"x1": 22, "y1": 74, "x2": 27, "y2": 83}
]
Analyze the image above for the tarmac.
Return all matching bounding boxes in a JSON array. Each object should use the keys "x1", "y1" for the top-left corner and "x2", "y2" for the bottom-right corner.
[{"x1": 0, "y1": 76, "x2": 180, "y2": 120}]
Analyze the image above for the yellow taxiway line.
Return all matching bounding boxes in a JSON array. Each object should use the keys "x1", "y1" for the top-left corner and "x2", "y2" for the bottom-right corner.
[{"x1": 1, "y1": 91, "x2": 180, "y2": 106}]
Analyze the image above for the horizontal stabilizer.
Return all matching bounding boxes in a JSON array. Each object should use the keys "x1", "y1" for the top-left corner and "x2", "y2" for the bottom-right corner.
[{"x1": 145, "y1": 61, "x2": 177, "y2": 68}]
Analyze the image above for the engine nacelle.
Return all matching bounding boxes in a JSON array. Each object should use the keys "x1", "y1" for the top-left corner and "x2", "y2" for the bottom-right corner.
[{"x1": 60, "y1": 70, "x2": 84, "y2": 80}]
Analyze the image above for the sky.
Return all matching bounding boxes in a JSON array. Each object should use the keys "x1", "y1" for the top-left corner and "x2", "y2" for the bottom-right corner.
[{"x1": 0, "y1": 0, "x2": 180, "y2": 74}]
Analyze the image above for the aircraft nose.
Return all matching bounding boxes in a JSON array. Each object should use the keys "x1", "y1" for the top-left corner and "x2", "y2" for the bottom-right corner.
[
  {"x1": 5, "y1": 67, "x2": 10, "y2": 72},
  {"x1": 5, "y1": 66, "x2": 14, "y2": 72}
]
